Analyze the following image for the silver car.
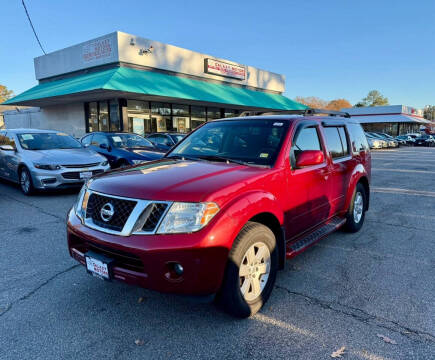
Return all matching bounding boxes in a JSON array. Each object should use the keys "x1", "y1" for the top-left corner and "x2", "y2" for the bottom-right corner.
[{"x1": 0, "y1": 129, "x2": 110, "y2": 195}]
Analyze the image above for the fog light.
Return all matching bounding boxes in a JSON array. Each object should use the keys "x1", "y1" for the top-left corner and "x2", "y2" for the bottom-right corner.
[{"x1": 173, "y1": 263, "x2": 184, "y2": 275}]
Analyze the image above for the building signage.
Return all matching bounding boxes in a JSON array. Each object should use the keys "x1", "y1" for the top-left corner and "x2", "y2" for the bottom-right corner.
[
  {"x1": 204, "y1": 58, "x2": 246, "y2": 80},
  {"x1": 82, "y1": 37, "x2": 113, "y2": 63}
]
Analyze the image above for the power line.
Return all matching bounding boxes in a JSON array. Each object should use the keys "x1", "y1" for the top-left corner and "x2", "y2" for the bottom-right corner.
[{"x1": 21, "y1": 0, "x2": 46, "y2": 55}]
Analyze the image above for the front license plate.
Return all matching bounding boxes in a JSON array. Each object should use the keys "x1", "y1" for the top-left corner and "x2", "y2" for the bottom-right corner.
[
  {"x1": 80, "y1": 171, "x2": 93, "y2": 179},
  {"x1": 85, "y1": 255, "x2": 111, "y2": 280}
]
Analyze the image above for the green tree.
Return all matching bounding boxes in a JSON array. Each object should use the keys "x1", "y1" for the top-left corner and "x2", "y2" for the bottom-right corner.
[
  {"x1": 0, "y1": 85, "x2": 14, "y2": 103},
  {"x1": 356, "y1": 90, "x2": 389, "y2": 107},
  {"x1": 424, "y1": 105, "x2": 435, "y2": 121}
]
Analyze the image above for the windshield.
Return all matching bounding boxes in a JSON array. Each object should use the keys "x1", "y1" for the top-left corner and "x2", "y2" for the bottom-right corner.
[
  {"x1": 170, "y1": 134, "x2": 185, "y2": 143},
  {"x1": 110, "y1": 134, "x2": 154, "y2": 148},
  {"x1": 17, "y1": 133, "x2": 82, "y2": 150},
  {"x1": 168, "y1": 120, "x2": 289, "y2": 166}
]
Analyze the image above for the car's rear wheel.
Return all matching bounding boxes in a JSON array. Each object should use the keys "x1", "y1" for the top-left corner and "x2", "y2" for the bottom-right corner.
[
  {"x1": 216, "y1": 222, "x2": 278, "y2": 318},
  {"x1": 344, "y1": 183, "x2": 366, "y2": 233},
  {"x1": 19, "y1": 167, "x2": 35, "y2": 196}
]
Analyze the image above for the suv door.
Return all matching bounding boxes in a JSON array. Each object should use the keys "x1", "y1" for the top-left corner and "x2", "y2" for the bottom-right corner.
[
  {"x1": 285, "y1": 122, "x2": 330, "y2": 239},
  {"x1": 321, "y1": 124, "x2": 354, "y2": 214}
]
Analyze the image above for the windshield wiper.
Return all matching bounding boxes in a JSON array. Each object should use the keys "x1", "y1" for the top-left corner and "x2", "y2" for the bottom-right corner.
[
  {"x1": 195, "y1": 155, "x2": 250, "y2": 166},
  {"x1": 165, "y1": 154, "x2": 201, "y2": 161}
]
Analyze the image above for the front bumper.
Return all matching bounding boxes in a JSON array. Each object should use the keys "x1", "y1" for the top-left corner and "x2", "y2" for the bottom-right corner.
[
  {"x1": 31, "y1": 164, "x2": 110, "y2": 189},
  {"x1": 66, "y1": 208, "x2": 231, "y2": 295}
]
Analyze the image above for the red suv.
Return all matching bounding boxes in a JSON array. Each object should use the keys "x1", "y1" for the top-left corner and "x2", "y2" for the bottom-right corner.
[{"x1": 67, "y1": 110, "x2": 371, "y2": 318}]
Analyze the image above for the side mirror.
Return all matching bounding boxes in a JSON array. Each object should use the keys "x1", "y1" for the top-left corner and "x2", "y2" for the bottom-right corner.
[
  {"x1": 99, "y1": 143, "x2": 109, "y2": 150},
  {"x1": 296, "y1": 150, "x2": 324, "y2": 168},
  {"x1": 0, "y1": 144, "x2": 15, "y2": 151}
]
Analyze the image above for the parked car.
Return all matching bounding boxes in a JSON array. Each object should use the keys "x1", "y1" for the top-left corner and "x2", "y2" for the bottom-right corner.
[
  {"x1": 146, "y1": 132, "x2": 186, "y2": 151},
  {"x1": 0, "y1": 129, "x2": 110, "y2": 195},
  {"x1": 378, "y1": 133, "x2": 400, "y2": 147},
  {"x1": 368, "y1": 132, "x2": 398, "y2": 148},
  {"x1": 365, "y1": 133, "x2": 384, "y2": 149},
  {"x1": 415, "y1": 134, "x2": 435, "y2": 147},
  {"x1": 81, "y1": 132, "x2": 165, "y2": 168},
  {"x1": 68, "y1": 112, "x2": 371, "y2": 318},
  {"x1": 396, "y1": 135, "x2": 415, "y2": 146}
]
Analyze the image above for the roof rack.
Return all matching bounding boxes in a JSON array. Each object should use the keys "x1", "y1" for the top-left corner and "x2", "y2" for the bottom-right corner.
[{"x1": 239, "y1": 108, "x2": 351, "y2": 118}]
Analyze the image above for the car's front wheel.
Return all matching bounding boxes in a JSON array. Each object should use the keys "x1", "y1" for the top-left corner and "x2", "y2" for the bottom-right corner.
[
  {"x1": 19, "y1": 167, "x2": 35, "y2": 196},
  {"x1": 217, "y1": 222, "x2": 278, "y2": 318}
]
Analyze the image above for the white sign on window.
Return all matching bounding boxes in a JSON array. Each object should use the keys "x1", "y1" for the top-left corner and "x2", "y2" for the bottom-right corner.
[
  {"x1": 205, "y1": 58, "x2": 246, "y2": 80},
  {"x1": 82, "y1": 37, "x2": 113, "y2": 63}
]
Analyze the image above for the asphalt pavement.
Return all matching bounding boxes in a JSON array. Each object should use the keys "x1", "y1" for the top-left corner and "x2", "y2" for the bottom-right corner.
[{"x1": 0, "y1": 146, "x2": 434, "y2": 359}]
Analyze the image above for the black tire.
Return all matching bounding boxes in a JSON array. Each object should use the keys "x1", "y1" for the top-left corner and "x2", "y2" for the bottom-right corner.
[
  {"x1": 19, "y1": 167, "x2": 35, "y2": 196},
  {"x1": 216, "y1": 222, "x2": 278, "y2": 318},
  {"x1": 344, "y1": 183, "x2": 366, "y2": 233}
]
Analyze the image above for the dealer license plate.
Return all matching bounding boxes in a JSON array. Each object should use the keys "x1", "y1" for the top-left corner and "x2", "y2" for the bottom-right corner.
[
  {"x1": 85, "y1": 255, "x2": 111, "y2": 280},
  {"x1": 80, "y1": 171, "x2": 93, "y2": 179}
]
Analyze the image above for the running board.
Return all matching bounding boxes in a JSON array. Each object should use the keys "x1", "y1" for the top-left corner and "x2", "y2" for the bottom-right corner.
[{"x1": 285, "y1": 216, "x2": 346, "y2": 259}]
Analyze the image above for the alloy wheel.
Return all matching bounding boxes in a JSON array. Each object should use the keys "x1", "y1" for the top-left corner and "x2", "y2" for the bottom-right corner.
[
  {"x1": 239, "y1": 242, "x2": 271, "y2": 302},
  {"x1": 353, "y1": 191, "x2": 364, "y2": 223},
  {"x1": 20, "y1": 170, "x2": 30, "y2": 194}
]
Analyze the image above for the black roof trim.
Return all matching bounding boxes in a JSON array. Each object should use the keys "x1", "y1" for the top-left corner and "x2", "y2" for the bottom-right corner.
[{"x1": 239, "y1": 108, "x2": 351, "y2": 118}]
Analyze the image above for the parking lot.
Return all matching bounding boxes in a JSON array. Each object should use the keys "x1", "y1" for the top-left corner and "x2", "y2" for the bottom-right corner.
[{"x1": 0, "y1": 146, "x2": 434, "y2": 360}]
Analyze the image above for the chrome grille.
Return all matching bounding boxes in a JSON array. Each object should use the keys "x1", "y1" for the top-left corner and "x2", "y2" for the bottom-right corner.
[
  {"x1": 62, "y1": 170, "x2": 104, "y2": 179},
  {"x1": 142, "y1": 203, "x2": 168, "y2": 232},
  {"x1": 85, "y1": 193, "x2": 137, "y2": 232},
  {"x1": 62, "y1": 162, "x2": 101, "y2": 168}
]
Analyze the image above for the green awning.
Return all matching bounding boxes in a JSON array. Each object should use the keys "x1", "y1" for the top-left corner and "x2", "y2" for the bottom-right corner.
[{"x1": 5, "y1": 67, "x2": 306, "y2": 110}]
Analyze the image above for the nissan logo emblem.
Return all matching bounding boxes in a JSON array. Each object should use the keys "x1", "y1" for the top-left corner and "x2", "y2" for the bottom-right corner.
[{"x1": 100, "y1": 203, "x2": 115, "y2": 222}]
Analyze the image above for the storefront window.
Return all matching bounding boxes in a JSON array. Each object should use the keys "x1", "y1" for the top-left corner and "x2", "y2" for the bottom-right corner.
[
  {"x1": 207, "y1": 107, "x2": 221, "y2": 120},
  {"x1": 191, "y1": 106, "x2": 206, "y2": 130},
  {"x1": 99, "y1": 102, "x2": 109, "y2": 131},
  {"x1": 151, "y1": 102, "x2": 171, "y2": 116},
  {"x1": 224, "y1": 109, "x2": 239, "y2": 118},
  {"x1": 109, "y1": 100, "x2": 120, "y2": 132},
  {"x1": 88, "y1": 102, "x2": 98, "y2": 132},
  {"x1": 127, "y1": 100, "x2": 152, "y2": 135},
  {"x1": 172, "y1": 104, "x2": 189, "y2": 116}
]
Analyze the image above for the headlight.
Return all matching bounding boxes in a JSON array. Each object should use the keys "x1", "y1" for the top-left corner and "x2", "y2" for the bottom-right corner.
[
  {"x1": 101, "y1": 160, "x2": 109, "y2": 166},
  {"x1": 132, "y1": 159, "x2": 144, "y2": 164},
  {"x1": 74, "y1": 184, "x2": 90, "y2": 222},
  {"x1": 373, "y1": 140, "x2": 380, "y2": 145},
  {"x1": 157, "y1": 202, "x2": 219, "y2": 234},
  {"x1": 34, "y1": 163, "x2": 61, "y2": 170}
]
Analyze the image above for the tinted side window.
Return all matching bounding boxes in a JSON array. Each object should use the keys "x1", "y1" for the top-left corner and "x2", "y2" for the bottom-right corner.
[
  {"x1": 0, "y1": 133, "x2": 16, "y2": 148},
  {"x1": 291, "y1": 126, "x2": 322, "y2": 167},
  {"x1": 323, "y1": 127, "x2": 347, "y2": 159},
  {"x1": 81, "y1": 134, "x2": 93, "y2": 146},
  {"x1": 338, "y1": 127, "x2": 349, "y2": 155},
  {"x1": 348, "y1": 123, "x2": 369, "y2": 153},
  {"x1": 0, "y1": 132, "x2": 7, "y2": 146},
  {"x1": 91, "y1": 134, "x2": 109, "y2": 146}
]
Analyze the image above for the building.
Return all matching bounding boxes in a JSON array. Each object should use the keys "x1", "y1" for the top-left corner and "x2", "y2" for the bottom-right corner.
[
  {"x1": 4, "y1": 31, "x2": 305, "y2": 137},
  {"x1": 341, "y1": 105, "x2": 432, "y2": 136},
  {"x1": 0, "y1": 105, "x2": 31, "y2": 129}
]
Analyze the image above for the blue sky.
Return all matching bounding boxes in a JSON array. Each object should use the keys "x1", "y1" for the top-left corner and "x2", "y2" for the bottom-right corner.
[{"x1": 1, "y1": 0, "x2": 434, "y2": 107}]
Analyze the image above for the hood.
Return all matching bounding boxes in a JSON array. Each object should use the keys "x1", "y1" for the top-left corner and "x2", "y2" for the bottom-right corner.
[
  {"x1": 24, "y1": 148, "x2": 104, "y2": 165},
  {"x1": 89, "y1": 158, "x2": 273, "y2": 204},
  {"x1": 126, "y1": 147, "x2": 165, "y2": 160}
]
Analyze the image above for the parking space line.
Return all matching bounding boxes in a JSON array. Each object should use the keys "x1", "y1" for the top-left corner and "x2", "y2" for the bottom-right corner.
[
  {"x1": 372, "y1": 168, "x2": 435, "y2": 174},
  {"x1": 372, "y1": 186, "x2": 435, "y2": 197},
  {"x1": 372, "y1": 158, "x2": 435, "y2": 162}
]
